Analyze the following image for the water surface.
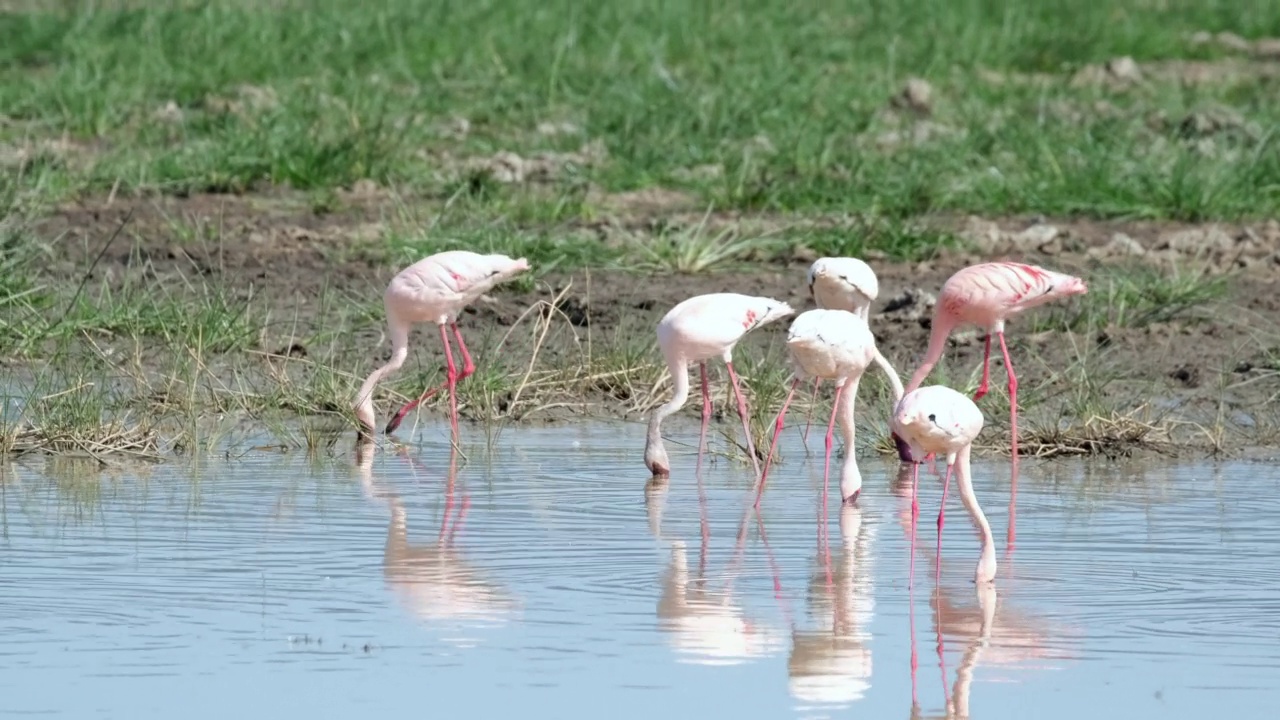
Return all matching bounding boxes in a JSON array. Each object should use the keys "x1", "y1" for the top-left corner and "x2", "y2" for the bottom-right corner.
[{"x1": 2, "y1": 422, "x2": 1278, "y2": 718}]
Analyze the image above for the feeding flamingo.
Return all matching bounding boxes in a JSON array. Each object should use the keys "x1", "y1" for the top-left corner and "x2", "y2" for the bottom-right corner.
[
  {"x1": 352, "y1": 250, "x2": 530, "y2": 440},
  {"x1": 892, "y1": 385, "x2": 994, "y2": 586},
  {"x1": 754, "y1": 309, "x2": 903, "y2": 508},
  {"x1": 896, "y1": 262, "x2": 1087, "y2": 462},
  {"x1": 644, "y1": 293, "x2": 795, "y2": 479},
  {"x1": 799, "y1": 257, "x2": 880, "y2": 448}
]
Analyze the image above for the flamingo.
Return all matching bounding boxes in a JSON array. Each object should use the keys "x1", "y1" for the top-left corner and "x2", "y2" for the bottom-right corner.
[
  {"x1": 799, "y1": 257, "x2": 879, "y2": 448},
  {"x1": 644, "y1": 293, "x2": 795, "y2": 478},
  {"x1": 896, "y1": 261, "x2": 1087, "y2": 462},
  {"x1": 352, "y1": 250, "x2": 530, "y2": 440},
  {"x1": 892, "y1": 385, "x2": 994, "y2": 586},
  {"x1": 754, "y1": 308, "x2": 903, "y2": 508}
]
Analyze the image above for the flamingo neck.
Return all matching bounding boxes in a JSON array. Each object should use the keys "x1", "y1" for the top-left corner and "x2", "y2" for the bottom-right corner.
[
  {"x1": 905, "y1": 316, "x2": 954, "y2": 394},
  {"x1": 873, "y1": 350, "x2": 905, "y2": 407},
  {"x1": 954, "y1": 445, "x2": 996, "y2": 582},
  {"x1": 645, "y1": 358, "x2": 690, "y2": 473},
  {"x1": 837, "y1": 378, "x2": 861, "y2": 501},
  {"x1": 353, "y1": 317, "x2": 411, "y2": 430}
]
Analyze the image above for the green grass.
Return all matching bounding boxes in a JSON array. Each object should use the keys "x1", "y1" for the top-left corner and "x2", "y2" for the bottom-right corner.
[
  {"x1": 1030, "y1": 265, "x2": 1229, "y2": 332},
  {"x1": 3, "y1": 0, "x2": 1279, "y2": 231}
]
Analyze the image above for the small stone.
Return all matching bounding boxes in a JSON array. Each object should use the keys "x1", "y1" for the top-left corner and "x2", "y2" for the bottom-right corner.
[
  {"x1": 892, "y1": 78, "x2": 934, "y2": 115},
  {"x1": 1255, "y1": 38, "x2": 1280, "y2": 58},
  {"x1": 1010, "y1": 223, "x2": 1060, "y2": 250},
  {"x1": 1105, "y1": 56, "x2": 1143, "y2": 83},
  {"x1": 1215, "y1": 31, "x2": 1252, "y2": 52}
]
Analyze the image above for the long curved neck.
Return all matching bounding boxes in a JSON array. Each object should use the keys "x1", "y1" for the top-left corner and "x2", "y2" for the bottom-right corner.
[
  {"x1": 837, "y1": 377, "x2": 861, "y2": 499},
  {"x1": 645, "y1": 358, "x2": 690, "y2": 467},
  {"x1": 873, "y1": 350, "x2": 904, "y2": 407},
  {"x1": 955, "y1": 445, "x2": 995, "y2": 569},
  {"x1": 354, "y1": 315, "x2": 411, "y2": 429},
  {"x1": 905, "y1": 316, "x2": 954, "y2": 394}
]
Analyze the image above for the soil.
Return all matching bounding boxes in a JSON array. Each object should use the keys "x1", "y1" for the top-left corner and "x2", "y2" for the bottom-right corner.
[{"x1": 24, "y1": 190, "x2": 1280, "y2": 454}]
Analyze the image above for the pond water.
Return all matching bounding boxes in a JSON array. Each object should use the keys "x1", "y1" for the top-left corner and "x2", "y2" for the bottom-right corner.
[{"x1": 2, "y1": 421, "x2": 1279, "y2": 719}]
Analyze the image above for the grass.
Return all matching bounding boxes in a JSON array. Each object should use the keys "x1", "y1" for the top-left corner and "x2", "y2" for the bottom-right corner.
[
  {"x1": 3, "y1": 0, "x2": 1280, "y2": 227},
  {"x1": 3, "y1": 0, "x2": 1280, "y2": 462}
]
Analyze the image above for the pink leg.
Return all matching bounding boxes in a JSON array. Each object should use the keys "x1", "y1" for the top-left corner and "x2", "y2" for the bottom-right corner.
[
  {"x1": 800, "y1": 377, "x2": 820, "y2": 452},
  {"x1": 1007, "y1": 455, "x2": 1019, "y2": 556},
  {"x1": 754, "y1": 378, "x2": 800, "y2": 508},
  {"x1": 909, "y1": 461, "x2": 919, "y2": 588},
  {"x1": 447, "y1": 496, "x2": 471, "y2": 545},
  {"x1": 997, "y1": 331, "x2": 1019, "y2": 458},
  {"x1": 385, "y1": 324, "x2": 457, "y2": 435},
  {"x1": 821, "y1": 383, "x2": 845, "y2": 517},
  {"x1": 696, "y1": 362, "x2": 711, "y2": 474},
  {"x1": 724, "y1": 361, "x2": 762, "y2": 477},
  {"x1": 974, "y1": 333, "x2": 993, "y2": 400},
  {"x1": 450, "y1": 323, "x2": 476, "y2": 381},
  {"x1": 936, "y1": 462, "x2": 953, "y2": 587}
]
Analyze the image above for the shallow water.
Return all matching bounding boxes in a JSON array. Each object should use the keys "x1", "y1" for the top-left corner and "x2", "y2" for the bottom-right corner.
[{"x1": 2, "y1": 422, "x2": 1279, "y2": 718}]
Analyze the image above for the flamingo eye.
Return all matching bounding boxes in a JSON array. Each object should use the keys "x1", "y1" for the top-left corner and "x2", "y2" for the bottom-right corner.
[{"x1": 928, "y1": 414, "x2": 937, "y2": 422}]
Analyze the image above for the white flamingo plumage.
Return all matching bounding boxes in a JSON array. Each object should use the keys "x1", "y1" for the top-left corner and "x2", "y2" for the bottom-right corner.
[
  {"x1": 801, "y1": 257, "x2": 880, "y2": 448},
  {"x1": 753, "y1": 309, "x2": 903, "y2": 508},
  {"x1": 644, "y1": 293, "x2": 795, "y2": 478},
  {"x1": 892, "y1": 385, "x2": 995, "y2": 586}
]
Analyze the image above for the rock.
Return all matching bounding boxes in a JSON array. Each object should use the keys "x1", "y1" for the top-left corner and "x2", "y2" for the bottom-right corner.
[
  {"x1": 537, "y1": 121, "x2": 580, "y2": 136},
  {"x1": 959, "y1": 216, "x2": 1003, "y2": 251},
  {"x1": 891, "y1": 78, "x2": 934, "y2": 115},
  {"x1": 1255, "y1": 38, "x2": 1280, "y2": 58},
  {"x1": 1010, "y1": 223, "x2": 1061, "y2": 251},
  {"x1": 881, "y1": 288, "x2": 937, "y2": 322},
  {"x1": 153, "y1": 100, "x2": 184, "y2": 124},
  {"x1": 1106, "y1": 56, "x2": 1143, "y2": 83},
  {"x1": 1090, "y1": 232, "x2": 1146, "y2": 259},
  {"x1": 1215, "y1": 31, "x2": 1252, "y2": 52},
  {"x1": 1158, "y1": 226, "x2": 1234, "y2": 253}
]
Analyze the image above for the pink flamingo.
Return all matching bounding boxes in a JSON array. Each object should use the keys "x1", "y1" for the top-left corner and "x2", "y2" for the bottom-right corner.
[
  {"x1": 754, "y1": 308, "x2": 903, "y2": 508},
  {"x1": 644, "y1": 293, "x2": 795, "y2": 478},
  {"x1": 896, "y1": 262, "x2": 1087, "y2": 462},
  {"x1": 352, "y1": 250, "x2": 530, "y2": 440},
  {"x1": 799, "y1": 257, "x2": 879, "y2": 449},
  {"x1": 892, "y1": 385, "x2": 995, "y2": 586}
]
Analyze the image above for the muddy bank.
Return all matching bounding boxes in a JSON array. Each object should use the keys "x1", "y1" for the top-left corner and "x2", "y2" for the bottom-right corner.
[{"x1": 17, "y1": 192, "x2": 1280, "y2": 457}]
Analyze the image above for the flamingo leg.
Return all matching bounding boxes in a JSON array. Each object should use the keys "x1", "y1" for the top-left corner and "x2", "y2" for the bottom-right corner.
[
  {"x1": 1007, "y1": 455, "x2": 1019, "y2": 556},
  {"x1": 450, "y1": 323, "x2": 476, "y2": 381},
  {"x1": 385, "y1": 323, "x2": 458, "y2": 435},
  {"x1": 724, "y1": 361, "x2": 762, "y2": 477},
  {"x1": 997, "y1": 331, "x2": 1019, "y2": 458},
  {"x1": 821, "y1": 383, "x2": 846, "y2": 517},
  {"x1": 696, "y1": 362, "x2": 711, "y2": 474},
  {"x1": 936, "y1": 462, "x2": 953, "y2": 587},
  {"x1": 974, "y1": 333, "x2": 993, "y2": 400},
  {"x1": 754, "y1": 377, "x2": 800, "y2": 508},
  {"x1": 799, "y1": 377, "x2": 820, "y2": 453},
  {"x1": 909, "y1": 461, "x2": 920, "y2": 588}
]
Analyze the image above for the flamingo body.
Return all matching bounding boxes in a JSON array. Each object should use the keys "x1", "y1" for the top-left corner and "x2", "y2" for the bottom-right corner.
[
  {"x1": 644, "y1": 293, "x2": 795, "y2": 478},
  {"x1": 353, "y1": 250, "x2": 530, "y2": 436},
  {"x1": 898, "y1": 262, "x2": 1087, "y2": 461},
  {"x1": 892, "y1": 385, "x2": 995, "y2": 585},
  {"x1": 755, "y1": 309, "x2": 904, "y2": 506}
]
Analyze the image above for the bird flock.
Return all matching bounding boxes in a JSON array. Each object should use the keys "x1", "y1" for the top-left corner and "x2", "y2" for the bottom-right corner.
[{"x1": 352, "y1": 249, "x2": 1088, "y2": 586}]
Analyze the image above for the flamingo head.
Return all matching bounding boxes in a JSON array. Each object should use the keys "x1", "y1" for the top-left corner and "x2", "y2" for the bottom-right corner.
[
  {"x1": 892, "y1": 385, "x2": 983, "y2": 457},
  {"x1": 487, "y1": 255, "x2": 531, "y2": 284}
]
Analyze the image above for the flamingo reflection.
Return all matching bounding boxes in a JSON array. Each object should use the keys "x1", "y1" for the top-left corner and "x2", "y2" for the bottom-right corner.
[
  {"x1": 647, "y1": 478, "x2": 786, "y2": 666},
  {"x1": 788, "y1": 502, "x2": 876, "y2": 708},
  {"x1": 892, "y1": 465, "x2": 1075, "y2": 719},
  {"x1": 355, "y1": 440, "x2": 519, "y2": 630}
]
